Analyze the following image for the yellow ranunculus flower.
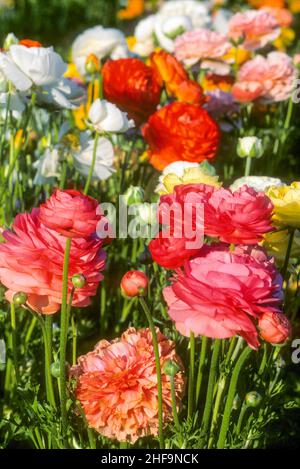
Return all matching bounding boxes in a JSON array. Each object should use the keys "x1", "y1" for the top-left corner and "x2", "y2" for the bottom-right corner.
[
  {"x1": 263, "y1": 229, "x2": 300, "y2": 262},
  {"x1": 221, "y1": 47, "x2": 252, "y2": 66},
  {"x1": 267, "y1": 182, "x2": 300, "y2": 229},
  {"x1": 273, "y1": 28, "x2": 295, "y2": 51},
  {"x1": 157, "y1": 165, "x2": 221, "y2": 195}
]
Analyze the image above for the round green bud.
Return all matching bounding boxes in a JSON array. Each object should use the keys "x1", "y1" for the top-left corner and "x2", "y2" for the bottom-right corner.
[
  {"x1": 123, "y1": 186, "x2": 145, "y2": 206},
  {"x1": 245, "y1": 391, "x2": 262, "y2": 408},
  {"x1": 163, "y1": 359, "x2": 180, "y2": 377},
  {"x1": 72, "y1": 274, "x2": 86, "y2": 289},
  {"x1": 50, "y1": 361, "x2": 61, "y2": 378},
  {"x1": 237, "y1": 137, "x2": 264, "y2": 159},
  {"x1": 13, "y1": 291, "x2": 28, "y2": 306}
]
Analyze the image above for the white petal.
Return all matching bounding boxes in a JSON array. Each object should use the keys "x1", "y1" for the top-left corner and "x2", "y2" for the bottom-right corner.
[{"x1": 0, "y1": 52, "x2": 32, "y2": 91}]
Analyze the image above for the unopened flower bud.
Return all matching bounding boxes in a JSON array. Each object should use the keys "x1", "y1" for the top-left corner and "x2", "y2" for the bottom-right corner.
[
  {"x1": 258, "y1": 311, "x2": 291, "y2": 345},
  {"x1": 51, "y1": 360, "x2": 68, "y2": 378},
  {"x1": 13, "y1": 292, "x2": 28, "y2": 306},
  {"x1": 245, "y1": 391, "x2": 262, "y2": 408},
  {"x1": 72, "y1": 274, "x2": 86, "y2": 289},
  {"x1": 123, "y1": 186, "x2": 145, "y2": 206},
  {"x1": 121, "y1": 270, "x2": 148, "y2": 297},
  {"x1": 237, "y1": 137, "x2": 264, "y2": 159},
  {"x1": 4, "y1": 33, "x2": 19, "y2": 50},
  {"x1": 85, "y1": 53, "x2": 101, "y2": 75},
  {"x1": 232, "y1": 393, "x2": 241, "y2": 410},
  {"x1": 164, "y1": 359, "x2": 181, "y2": 377}
]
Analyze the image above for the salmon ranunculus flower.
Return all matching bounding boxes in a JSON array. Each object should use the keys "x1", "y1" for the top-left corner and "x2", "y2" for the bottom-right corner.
[
  {"x1": 228, "y1": 9, "x2": 280, "y2": 51},
  {"x1": 0, "y1": 208, "x2": 106, "y2": 314},
  {"x1": 258, "y1": 311, "x2": 291, "y2": 344},
  {"x1": 150, "y1": 50, "x2": 205, "y2": 104},
  {"x1": 163, "y1": 244, "x2": 284, "y2": 349},
  {"x1": 142, "y1": 102, "x2": 220, "y2": 171},
  {"x1": 174, "y1": 28, "x2": 231, "y2": 66},
  {"x1": 39, "y1": 189, "x2": 101, "y2": 239},
  {"x1": 159, "y1": 183, "x2": 274, "y2": 246},
  {"x1": 71, "y1": 327, "x2": 185, "y2": 443},
  {"x1": 266, "y1": 182, "x2": 300, "y2": 229},
  {"x1": 261, "y1": 7, "x2": 293, "y2": 28},
  {"x1": 232, "y1": 52, "x2": 297, "y2": 103},
  {"x1": 102, "y1": 58, "x2": 162, "y2": 125}
]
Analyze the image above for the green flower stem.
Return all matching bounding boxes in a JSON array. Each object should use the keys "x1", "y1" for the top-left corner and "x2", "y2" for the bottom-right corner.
[
  {"x1": 83, "y1": 132, "x2": 99, "y2": 195},
  {"x1": 139, "y1": 297, "x2": 164, "y2": 449},
  {"x1": 71, "y1": 315, "x2": 77, "y2": 366},
  {"x1": 25, "y1": 315, "x2": 37, "y2": 345},
  {"x1": 59, "y1": 237, "x2": 72, "y2": 441},
  {"x1": 217, "y1": 346, "x2": 252, "y2": 448},
  {"x1": 35, "y1": 313, "x2": 56, "y2": 408},
  {"x1": 201, "y1": 339, "x2": 221, "y2": 446},
  {"x1": 170, "y1": 375, "x2": 180, "y2": 432},
  {"x1": 258, "y1": 343, "x2": 268, "y2": 375},
  {"x1": 208, "y1": 374, "x2": 226, "y2": 448},
  {"x1": 195, "y1": 336, "x2": 208, "y2": 407},
  {"x1": 10, "y1": 303, "x2": 19, "y2": 383},
  {"x1": 244, "y1": 156, "x2": 252, "y2": 177},
  {"x1": 225, "y1": 337, "x2": 237, "y2": 366},
  {"x1": 281, "y1": 229, "x2": 295, "y2": 283},
  {"x1": 236, "y1": 403, "x2": 249, "y2": 435},
  {"x1": 187, "y1": 332, "x2": 195, "y2": 420}
]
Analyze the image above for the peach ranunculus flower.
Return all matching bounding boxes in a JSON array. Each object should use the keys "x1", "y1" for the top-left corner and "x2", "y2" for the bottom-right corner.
[
  {"x1": 0, "y1": 208, "x2": 106, "y2": 314},
  {"x1": 232, "y1": 52, "x2": 297, "y2": 103},
  {"x1": 39, "y1": 189, "x2": 101, "y2": 239},
  {"x1": 150, "y1": 50, "x2": 205, "y2": 104},
  {"x1": 228, "y1": 9, "x2": 281, "y2": 51},
  {"x1": 174, "y1": 28, "x2": 232, "y2": 67},
  {"x1": 163, "y1": 244, "x2": 284, "y2": 349},
  {"x1": 261, "y1": 7, "x2": 293, "y2": 28},
  {"x1": 71, "y1": 327, "x2": 185, "y2": 443}
]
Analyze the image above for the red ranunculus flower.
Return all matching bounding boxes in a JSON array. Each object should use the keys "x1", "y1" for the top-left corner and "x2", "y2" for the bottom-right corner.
[
  {"x1": 142, "y1": 102, "x2": 220, "y2": 171},
  {"x1": 149, "y1": 232, "x2": 202, "y2": 269},
  {"x1": 39, "y1": 189, "x2": 101, "y2": 239},
  {"x1": 102, "y1": 58, "x2": 162, "y2": 125}
]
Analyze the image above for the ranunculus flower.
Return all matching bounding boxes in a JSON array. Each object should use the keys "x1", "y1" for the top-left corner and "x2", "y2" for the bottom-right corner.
[
  {"x1": 72, "y1": 26, "x2": 129, "y2": 76},
  {"x1": 33, "y1": 148, "x2": 60, "y2": 186},
  {"x1": 73, "y1": 132, "x2": 115, "y2": 182},
  {"x1": 142, "y1": 102, "x2": 220, "y2": 171},
  {"x1": 150, "y1": 50, "x2": 205, "y2": 104},
  {"x1": 232, "y1": 52, "x2": 296, "y2": 103},
  {"x1": 120, "y1": 270, "x2": 148, "y2": 297},
  {"x1": 39, "y1": 189, "x2": 101, "y2": 239},
  {"x1": 258, "y1": 311, "x2": 291, "y2": 344},
  {"x1": 155, "y1": 161, "x2": 220, "y2": 195},
  {"x1": 0, "y1": 45, "x2": 67, "y2": 92},
  {"x1": 228, "y1": 9, "x2": 280, "y2": 51},
  {"x1": 230, "y1": 176, "x2": 284, "y2": 193},
  {"x1": 102, "y1": 58, "x2": 162, "y2": 125},
  {"x1": 71, "y1": 327, "x2": 185, "y2": 443},
  {"x1": 237, "y1": 136, "x2": 264, "y2": 159},
  {"x1": 163, "y1": 244, "x2": 284, "y2": 348},
  {"x1": 159, "y1": 183, "x2": 274, "y2": 245},
  {"x1": 261, "y1": 7, "x2": 293, "y2": 28},
  {"x1": 266, "y1": 182, "x2": 300, "y2": 229},
  {"x1": 149, "y1": 232, "x2": 201, "y2": 269},
  {"x1": 175, "y1": 28, "x2": 231, "y2": 67},
  {"x1": 0, "y1": 208, "x2": 106, "y2": 314},
  {"x1": 88, "y1": 99, "x2": 134, "y2": 133},
  {"x1": 263, "y1": 229, "x2": 300, "y2": 263}
]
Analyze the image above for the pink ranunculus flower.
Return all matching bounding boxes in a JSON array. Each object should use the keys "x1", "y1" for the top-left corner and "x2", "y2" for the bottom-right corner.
[
  {"x1": 232, "y1": 52, "x2": 297, "y2": 103},
  {"x1": 258, "y1": 311, "x2": 291, "y2": 344},
  {"x1": 159, "y1": 183, "x2": 274, "y2": 245},
  {"x1": 0, "y1": 208, "x2": 106, "y2": 314},
  {"x1": 174, "y1": 28, "x2": 231, "y2": 66},
  {"x1": 261, "y1": 7, "x2": 293, "y2": 28},
  {"x1": 163, "y1": 244, "x2": 284, "y2": 349},
  {"x1": 71, "y1": 327, "x2": 185, "y2": 443},
  {"x1": 39, "y1": 189, "x2": 101, "y2": 239},
  {"x1": 228, "y1": 9, "x2": 280, "y2": 51}
]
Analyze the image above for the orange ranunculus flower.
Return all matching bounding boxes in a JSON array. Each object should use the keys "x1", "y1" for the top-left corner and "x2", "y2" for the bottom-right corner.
[
  {"x1": 102, "y1": 58, "x2": 162, "y2": 125},
  {"x1": 117, "y1": 0, "x2": 144, "y2": 20},
  {"x1": 150, "y1": 50, "x2": 205, "y2": 104},
  {"x1": 19, "y1": 39, "x2": 42, "y2": 48},
  {"x1": 142, "y1": 102, "x2": 220, "y2": 171},
  {"x1": 289, "y1": 0, "x2": 300, "y2": 13},
  {"x1": 202, "y1": 73, "x2": 235, "y2": 92},
  {"x1": 248, "y1": 0, "x2": 285, "y2": 7}
]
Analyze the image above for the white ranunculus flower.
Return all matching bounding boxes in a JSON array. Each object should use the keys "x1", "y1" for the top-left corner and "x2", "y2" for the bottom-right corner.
[
  {"x1": 0, "y1": 91, "x2": 26, "y2": 119},
  {"x1": 0, "y1": 45, "x2": 67, "y2": 92},
  {"x1": 133, "y1": 15, "x2": 156, "y2": 57},
  {"x1": 155, "y1": 161, "x2": 199, "y2": 193},
  {"x1": 212, "y1": 8, "x2": 232, "y2": 35},
  {"x1": 88, "y1": 99, "x2": 134, "y2": 133},
  {"x1": 72, "y1": 26, "x2": 129, "y2": 76},
  {"x1": 154, "y1": 14, "x2": 193, "y2": 52},
  {"x1": 73, "y1": 132, "x2": 115, "y2": 181},
  {"x1": 230, "y1": 176, "x2": 285, "y2": 193},
  {"x1": 159, "y1": 0, "x2": 211, "y2": 28},
  {"x1": 237, "y1": 137, "x2": 264, "y2": 159},
  {"x1": 33, "y1": 148, "x2": 60, "y2": 185},
  {"x1": 37, "y1": 78, "x2": 86, "y2": 110}
]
